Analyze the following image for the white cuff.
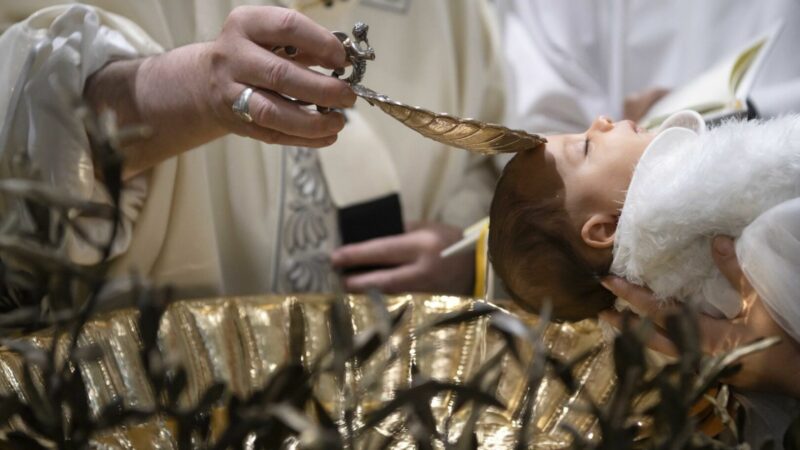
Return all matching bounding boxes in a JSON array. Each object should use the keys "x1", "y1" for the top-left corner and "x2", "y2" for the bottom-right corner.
[{"x1": 0, "y1": 5, "x2": 163, "y2": 264}]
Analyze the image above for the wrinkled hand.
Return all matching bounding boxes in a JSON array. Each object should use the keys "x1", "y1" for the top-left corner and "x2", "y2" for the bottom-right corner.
[
  {"x1": 90, "y1": 6, "x2": 359, "y2": 179},
  {"x1": 203, "y1": 6, "x2": 356, "y2": 147},
  {"x1": 600, "y1": 236, "x2": 800, "y2": 397},
  {"x1": 623, "y1": 87, "x2": 669, "y2": 122},
  {"x1": 330, "y1": 223, "x2": 474, "y2": 295}
]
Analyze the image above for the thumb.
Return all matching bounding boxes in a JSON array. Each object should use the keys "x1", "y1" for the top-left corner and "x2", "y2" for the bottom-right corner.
[{"x1": 711, "y1": 235, "x2": 745, "y2": 291}]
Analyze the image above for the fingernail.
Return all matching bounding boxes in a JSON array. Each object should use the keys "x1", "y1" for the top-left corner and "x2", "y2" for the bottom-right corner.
[
  {"x1": 713, "y1": 236, "x2": 734, "y2": 257},
  {"x1": 598, "y1": 311, "x2": 619, "y2": 327},
  {"x1": 325, "y1": 135, "x2": 338, "y2": 146},
  {"x1": 330, "y1": 114, "x2": 346, "y2": 133},
  {"x1": 339, "y1": 87, "x2": 356, "y2": 108},
  {"x1": 599, "y1": 276, "x2": 617, "y2": 291},
  {"x1": 329, "y1": 251, "x2": 342, "y2": 266}
]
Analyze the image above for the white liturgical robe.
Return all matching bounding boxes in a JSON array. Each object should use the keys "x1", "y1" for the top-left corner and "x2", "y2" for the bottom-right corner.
[{"x1": 496, "y1": 0, "x2": 800, "y2": 134}]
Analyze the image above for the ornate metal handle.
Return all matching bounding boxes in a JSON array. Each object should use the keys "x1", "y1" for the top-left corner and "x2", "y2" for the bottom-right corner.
[
  {"x1": 332, "y1": 22, "x2": 376, "y2": 85},
  {"x1": 275, "y1": 23, "x2": 375, "y2": 113}
]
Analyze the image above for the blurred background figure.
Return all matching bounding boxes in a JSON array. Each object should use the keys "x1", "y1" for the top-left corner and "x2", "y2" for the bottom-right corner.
[
  {"x1": 0, "y1": 0, "x2": 504, "y2": 298},
  {"x1": 496, "y1": 0, "x2": 800, "y2": 134}
]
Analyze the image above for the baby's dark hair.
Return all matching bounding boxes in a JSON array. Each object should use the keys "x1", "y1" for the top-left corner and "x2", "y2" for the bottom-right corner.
[{"x1": 488, "y1": 148, "x2": 614, "y2": 321}]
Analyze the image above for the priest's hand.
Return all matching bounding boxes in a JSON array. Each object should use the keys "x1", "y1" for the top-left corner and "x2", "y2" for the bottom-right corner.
[
  {"x1": 330, "y1": 223, "x2": 474, "y2": 295},
  {"x1": 85, "y1": 6, "x2": 355, "y2": 179},
  {"x1": 599, "y1": 236, "x2": 800, "y2": 398},
  {"x1": 202, "y1": 6, "x2": 354, "y2": 145}
]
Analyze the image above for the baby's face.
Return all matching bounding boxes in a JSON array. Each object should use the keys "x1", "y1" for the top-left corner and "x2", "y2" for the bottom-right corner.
[{"x1": 544, "y1": 117, "x2": 655, "y2": 219}]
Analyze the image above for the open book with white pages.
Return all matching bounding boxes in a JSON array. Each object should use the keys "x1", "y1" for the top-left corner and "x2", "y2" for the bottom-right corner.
[{"x1": 641, "y1": 21, "x2": 784, "y2": 129}]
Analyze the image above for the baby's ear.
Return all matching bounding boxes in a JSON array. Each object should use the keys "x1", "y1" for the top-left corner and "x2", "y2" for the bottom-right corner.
[{"x1": 580, "y1": 214, "x2": 617, "y2": 249}]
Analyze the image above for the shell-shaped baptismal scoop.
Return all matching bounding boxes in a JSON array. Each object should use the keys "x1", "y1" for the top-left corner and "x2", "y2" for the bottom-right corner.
[{"x1": 353, "y1": 84, "x2": 547, "y2": 156}]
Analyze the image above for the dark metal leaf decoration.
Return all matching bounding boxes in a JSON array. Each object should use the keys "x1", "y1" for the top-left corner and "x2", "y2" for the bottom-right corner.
[
  {"x1": 452, "y1": 346, "x2": 507, "y2": 414},
  {"x1": 488, "y1": 311, "x2": 533, "y2": 364},
  {"x1": 424, "y1": 301, "x2": 497, "y2": 331},
  {"x1": 195, "y1": 382, "x2": 226, "y2": 413},
  {"x1": 353, "y1": 84, "x2": 546, "y2": 155},
  {"x1": 0, "y1": 179, "x2": 115, "y2": 219},
  {"x1": 784, "y1": 413, "x2": 800, "y2": 450},
  {"x1": 4, "y1": 431, "x2": 48, "y2": 450},
  {"x1": 288, "y1": 299, "x2": 306, "y2": 365},
  {"x1": 165, "y1": 367, "x2": 188, "y2": 406},
  {"x1": 0, "y1": 395, "x2": 22, "y2": 425},
  {"x1": 363, "y1": 380, "x2": 504, "y2": 430},
  {"x1": 546, "y1": 345, "x2": 602, "y2": 393}
]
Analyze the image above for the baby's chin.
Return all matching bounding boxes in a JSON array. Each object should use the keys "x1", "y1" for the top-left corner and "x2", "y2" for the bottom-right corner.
[{"x1": 636, "y1": 131, "x2": 658, "y2": 153}]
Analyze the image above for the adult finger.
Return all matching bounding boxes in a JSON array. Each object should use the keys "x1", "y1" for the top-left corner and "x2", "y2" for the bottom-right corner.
[
  {"x1": 623, "y1": 87, "x2": 669, "y2": 122},
  {"x1": 600, "y1": 276, "x2": 675, "y2": 329},
  {"x1": 331, "y1": 234, "x2": 418, "y2": 269},
  {"x1": 343, "y1": 264, "x2": 421, "y2": 293},
  {"x1": 234, "y1": 43, "x2": 355, "y2": 109},
  {"x1": 405, "y1": 221, "x2": 423, "y2": 232},
  {"x1": 229, "y1": 85, "x2": 346, "y2": 138},
  {"x1": 711, "y1": 235, "x2": 746, "y2": 292},
  {"x1": 243, "y1": 125, "x2": 338, "y2": 148},
  {"x1": 272, "y1": 46, "x2": 353, "y2": 70},
  {"x1": 693, "y1": 314, "x2": 735, "y2": 356},
  {"x1": 599, "y1": 310, "x2": 679, "y2": 357},
  {"x1": 273, "y1": 51, "x2": 327, "y2": 69},
  {"x1": 232, "y1": 6, "x2": 347, "y2": 69}
]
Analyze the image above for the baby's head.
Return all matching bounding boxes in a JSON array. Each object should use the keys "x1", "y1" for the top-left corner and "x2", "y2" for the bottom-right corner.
[{"x1": 489, "y1": 116, "x2": 655, "y2": 320}]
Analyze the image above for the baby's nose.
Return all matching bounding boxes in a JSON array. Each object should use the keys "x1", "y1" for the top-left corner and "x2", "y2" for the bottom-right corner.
[{"x1": 590, "y1": 115, "x2": 615, "y2": 132}]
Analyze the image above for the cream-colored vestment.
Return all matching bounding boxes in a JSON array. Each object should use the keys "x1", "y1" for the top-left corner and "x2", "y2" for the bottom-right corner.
[{"x1": 0, "y1": 0, "x2": 504, "y2": 297}]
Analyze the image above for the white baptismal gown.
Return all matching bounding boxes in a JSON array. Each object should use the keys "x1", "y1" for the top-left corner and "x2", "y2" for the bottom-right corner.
[
  {"x1": 611, "y1": 111, "x2": 800, "y2": 445},
  {"x1": 612, "y1": 111, "x2": 800, "y2": 332}
]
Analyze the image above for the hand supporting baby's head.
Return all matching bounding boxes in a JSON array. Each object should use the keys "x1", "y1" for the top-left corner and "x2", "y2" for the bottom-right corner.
[{"x1": 489, "y1": 117, "x2": 655, "y2": 321}]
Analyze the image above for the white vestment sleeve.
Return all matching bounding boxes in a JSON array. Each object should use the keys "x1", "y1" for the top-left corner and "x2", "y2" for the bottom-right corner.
[
  {"x1": 0, "y1": 5, "x2": 163, "y2": 265},
  {"x1": 752, "y1": 78, "x2": 800, "y2": 119},
  {"x1": 737, "y1": 197, "x2": 800, "y2": 344},
  {"x1": 495, "y1": 0, "x2": 609, "y2": 136}
]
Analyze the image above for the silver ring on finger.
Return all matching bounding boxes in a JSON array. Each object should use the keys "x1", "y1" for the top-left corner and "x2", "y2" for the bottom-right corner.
[{"x1": 232, "y1": 87, "x2": 255, "y2": 123}]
